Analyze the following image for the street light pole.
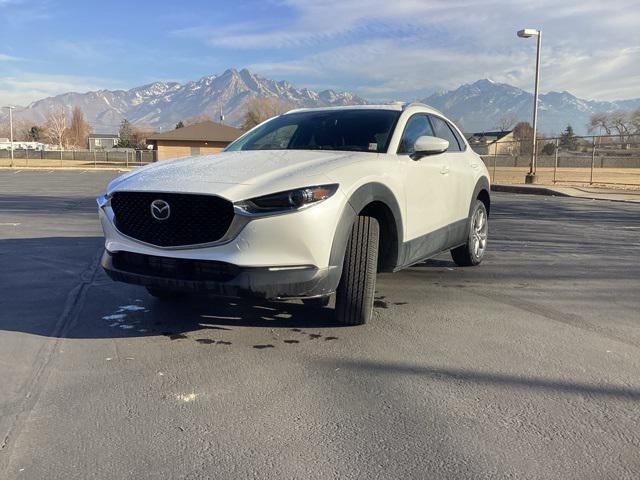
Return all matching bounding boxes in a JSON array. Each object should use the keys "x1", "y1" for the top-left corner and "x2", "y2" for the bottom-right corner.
[
  {"x1": 4, "y1": 106, "x2": 15, "y2": 168},
  {"x1": 517, "y1": 28, "x2": 542, "y2": 184}
]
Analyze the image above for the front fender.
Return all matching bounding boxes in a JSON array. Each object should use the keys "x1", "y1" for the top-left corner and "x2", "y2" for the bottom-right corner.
[{"x1": 328, "y1": 182, "x2": 404, "y2": 277}]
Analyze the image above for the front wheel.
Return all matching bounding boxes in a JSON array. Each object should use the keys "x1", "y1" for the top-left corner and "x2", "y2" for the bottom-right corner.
[
  {"x1": 335, "y1": 216, "x2": 379, "y2": 326},
  {"x1": 451, "y1": 200, "x2": 488, "y2": 267}
]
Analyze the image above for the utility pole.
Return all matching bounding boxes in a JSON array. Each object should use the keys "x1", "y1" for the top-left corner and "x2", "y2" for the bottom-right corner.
[{"x1": 517, "y1": 28, "x2": 542, "y2": 184}]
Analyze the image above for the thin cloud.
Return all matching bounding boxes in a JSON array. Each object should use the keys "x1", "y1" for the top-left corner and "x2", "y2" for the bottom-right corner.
[
  {"x1": 0, "y1": 53, "x2": 20, "y2": 61},
  {"x1": 1, "y1": 0, "x2": 639, "y2": 103},
  {"x1": 186, "y1": 0, "x2": 640, "y2": 101},
  {"x1": 0, "y1": 74, "x2": 123, "y2": 107}
]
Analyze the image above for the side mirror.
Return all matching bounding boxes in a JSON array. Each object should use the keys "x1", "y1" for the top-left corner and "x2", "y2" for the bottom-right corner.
[{"x1": 411, "y1": 136, "x2": 449, "y2": 160}]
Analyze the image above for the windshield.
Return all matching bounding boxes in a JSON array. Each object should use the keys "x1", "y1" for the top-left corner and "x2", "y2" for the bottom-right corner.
[{"x1": 226, "y1": 109, "x2": 400, "y2": 154}]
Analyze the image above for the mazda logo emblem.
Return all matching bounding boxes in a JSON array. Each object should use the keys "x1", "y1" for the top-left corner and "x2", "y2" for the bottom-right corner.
[{"x1": 150, "y1": 199, "x2": 170, "y2": 221}]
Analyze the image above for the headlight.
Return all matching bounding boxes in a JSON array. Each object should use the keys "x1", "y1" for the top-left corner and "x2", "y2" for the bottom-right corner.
[
  {"x1": 235, "y1": 184, "x2": 338, "y2": 215},
  {"x1": 96, "y1": 193, "x2": 111, "y2": 208}
]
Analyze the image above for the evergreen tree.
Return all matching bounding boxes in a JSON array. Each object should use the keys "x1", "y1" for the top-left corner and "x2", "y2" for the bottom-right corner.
[
  {"x1": 560, "y1": 125, "x2": 577, "y2": 150},
  {"x1": 175, "y1": 121, "x2": 184, "y2": 129},
  {"x1": 117, "y1": 119, "x2": 134, "y2": 148},
  {"x1": 27, "y1": 125, "x2": 44, "y2": 142},
  {"x1": 541, "y1": 142, "x2": 556, "y2": 155}
]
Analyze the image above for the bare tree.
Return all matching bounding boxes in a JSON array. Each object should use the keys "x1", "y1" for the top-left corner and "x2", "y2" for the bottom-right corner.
[
  {"x1": 0, "y1": 121, "x2": 10, "y2": 139},
  {"x1": 588, "y1": 112, "x2": 612, "y2": 135},
  {"x1": 0, "y1": 119, "x2": 31, "y2": 141},
  {"x1": 512, "y1": 121, "x2": 534, "y2": 155},
  {"x1": 609, "y1": 110, "x2": 631, "y2": 144},
  {"x1": 242, "y1": 97, "x2": 291, "y2": 131},
  {"x1": 630, "y1": 108, "x2": 640, "y2": 134},
  {"x1": 495, "y1": 114, "x2": 518, "y2": 132},
  {"x1": 68, "y1": 106, "x2": 92, "y2": 149},
  {"x1": 44, "y1": 108, "x2": 68, "y2": 149},
  {"x1": 131, "y1": 127, "x2": 153, "y2": 149},
  {"x1": 15, "y1": 120, "x2": 33, "y2": 141}
]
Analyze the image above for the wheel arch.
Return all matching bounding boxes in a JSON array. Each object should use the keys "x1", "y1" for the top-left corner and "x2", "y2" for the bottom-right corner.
[
  {"x1": 470, "y1": 176, "x2": 491, "y2": 216},
  {"x1": 329, "y1": 182, "x2": 403, "y2": 273}
]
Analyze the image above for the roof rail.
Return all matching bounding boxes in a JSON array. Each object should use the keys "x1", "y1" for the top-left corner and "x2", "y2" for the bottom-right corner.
[{"x1": 402, "y1": 101, "x2": 444, "y2": 116}]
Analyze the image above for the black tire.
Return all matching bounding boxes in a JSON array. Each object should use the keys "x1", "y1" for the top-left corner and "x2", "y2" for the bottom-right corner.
[
  {"x1": 451, "y1": 200, "x2": 488, "y2": 267},
  {"x1": 146, "y1": 287, "x2": 185, "y2": 300},
  {"x1": 335, "y1": 216, "x2": 379, "y2": 326},
  {"x1": 302, "y1": 296, "x2": 331, "y2": 308}
]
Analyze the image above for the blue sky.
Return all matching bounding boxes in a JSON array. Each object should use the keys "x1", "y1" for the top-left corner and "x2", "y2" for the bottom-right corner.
[{"x1": 1, "y1": 0, "x2": 639, "y2": 106}]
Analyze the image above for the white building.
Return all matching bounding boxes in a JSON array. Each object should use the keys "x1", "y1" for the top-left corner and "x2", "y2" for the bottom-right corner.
[{"x1": 0, "y1": 138, "x2": 47, "y2": 151}]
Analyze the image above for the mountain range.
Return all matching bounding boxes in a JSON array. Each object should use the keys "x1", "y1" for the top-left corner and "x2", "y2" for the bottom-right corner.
[
  {"x1": 2, "y1": 69, "x2": 639, "y2": 136},
  {"x1": 3, "y1": 68, "x2": 365, "y2": 134},
  {"x1": 423, "y1": 79, "x2": 640, "y2": 135}
]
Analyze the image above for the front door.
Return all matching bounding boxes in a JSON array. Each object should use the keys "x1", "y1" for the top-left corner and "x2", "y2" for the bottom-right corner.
[{"x1": 398, "y1": 114, "x2": 451, "y2": 263}]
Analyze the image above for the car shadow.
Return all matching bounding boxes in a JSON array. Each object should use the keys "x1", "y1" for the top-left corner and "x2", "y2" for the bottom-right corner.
[
  {"x1": 151, "y1": 294, "x2": 342, "y2": 330},
  {"x1": 0, "y1": 236, "x2": 466, "y2": 341},
  {"x1": 410, "y1": 258, "x2": 457, "y2": 268},
  {"x1": 0, "y1": 235, "x2": 356, "y2": 340}
]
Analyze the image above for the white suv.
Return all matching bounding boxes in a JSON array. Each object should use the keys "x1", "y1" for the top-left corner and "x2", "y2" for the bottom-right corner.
[{"x1": 98, "y1": 103, "x2": 490, "y2": 325}]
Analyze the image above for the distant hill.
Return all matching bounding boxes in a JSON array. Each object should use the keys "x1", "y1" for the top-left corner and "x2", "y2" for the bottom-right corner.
[
  {"x1": 423, "y1": 79, "x2": 640, "y2": 135},
  {"x1": 2, "y1": 68, "x2": 366, "y2": 133},
  {"x1": 3, "y1": 72, "x2": 639, "y2": 136}
]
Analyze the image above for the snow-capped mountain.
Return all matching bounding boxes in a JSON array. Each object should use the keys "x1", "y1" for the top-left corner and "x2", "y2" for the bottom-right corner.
[
  {"x1": 423, "y1": 79, "x2": 640, "y2": 135},
  {"x1": 4, "y1": 72, "x2": 639, "y2": 135},
  {"x1": 4, "y1": 68, "x2": 366, "y2": 132}
]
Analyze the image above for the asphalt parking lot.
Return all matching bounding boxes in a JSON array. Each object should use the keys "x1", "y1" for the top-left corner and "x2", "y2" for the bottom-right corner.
[{"x1": 1, "y1": 170, "x2": 639, "y2": 479}]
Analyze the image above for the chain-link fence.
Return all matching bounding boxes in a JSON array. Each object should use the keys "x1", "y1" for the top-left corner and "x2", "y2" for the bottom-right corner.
[
  {"x1": 0, "y1": 148, "x2": 157, "y2": 168},
  {"x1": 2, "y1": 136, "x2": 640, "y2": 187},
  {"x1": 478, "y1": 134, "x2": 640, "y2": 187}
]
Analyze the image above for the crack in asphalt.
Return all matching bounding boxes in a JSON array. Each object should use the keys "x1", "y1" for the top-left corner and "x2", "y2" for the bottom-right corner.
[{"x1": 0, "y1": 247, "x2": 102, "y2": 474}]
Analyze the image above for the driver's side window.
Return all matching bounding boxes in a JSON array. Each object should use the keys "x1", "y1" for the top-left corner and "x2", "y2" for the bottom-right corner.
[{"x1": 397, "y1": 114, "x2": 435, "y2": 154}]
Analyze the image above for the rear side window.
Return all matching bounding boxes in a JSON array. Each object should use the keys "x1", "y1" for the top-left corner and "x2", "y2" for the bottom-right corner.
[
  {"x1": 429, "y1": 116, "x2": 462, "y2": 152},
  {"x1": 397, "y1": 114, "x2": 435, "y2": 154},
  {"x1": 449, "y1": 122, "x2": 467, "y2": 151}
]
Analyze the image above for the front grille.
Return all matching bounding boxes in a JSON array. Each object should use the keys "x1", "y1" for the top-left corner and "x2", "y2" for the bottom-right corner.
[
  {"x1": 112, "y1": 251, "x2": 240, "y2": 282},
  {"x1": 110, "y1": 191, "x2": 234, "y2": 247}
]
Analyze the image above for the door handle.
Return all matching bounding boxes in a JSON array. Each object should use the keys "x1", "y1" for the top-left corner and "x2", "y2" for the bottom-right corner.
[{"x1": 440, "y1": 166, "x2": 450, "y2": 175}]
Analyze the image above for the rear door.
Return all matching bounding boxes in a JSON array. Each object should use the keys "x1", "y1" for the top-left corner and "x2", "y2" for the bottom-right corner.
[{"x1": 427, "y1": 115, "x2": 469, "y2": 225}]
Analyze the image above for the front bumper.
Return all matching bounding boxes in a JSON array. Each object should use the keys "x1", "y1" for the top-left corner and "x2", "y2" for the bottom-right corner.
[
  {"x1": 101, "y1": 250, "x2": 340, "y2": 299},
  {"x1": 99, "y1": 188, "x2": 345, "y2": 269}
]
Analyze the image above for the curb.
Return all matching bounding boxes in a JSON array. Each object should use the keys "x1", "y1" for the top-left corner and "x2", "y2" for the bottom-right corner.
[
  {"x1": 492, "y1": 184, "x2": 640, "y2": 204},
  {"x1": 0, "y1": 166, "x2": 132, "y2": 172},
  {"x1": 491, "y1": 184, "x2": 571, "y2": 197}
]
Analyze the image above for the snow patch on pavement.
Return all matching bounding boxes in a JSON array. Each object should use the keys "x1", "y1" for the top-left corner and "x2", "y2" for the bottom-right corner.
[
  {"x1": 175, "y1": 393, "x2": 199, "y2": 403},
  {"x1": 102, "y1": 303, "x2": 150, "y2": 332}
]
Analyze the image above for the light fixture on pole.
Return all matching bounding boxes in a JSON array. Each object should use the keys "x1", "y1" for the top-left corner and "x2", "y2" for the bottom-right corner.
[
  {"x1": 4, "y1": 105, "x2": 15, "y2": 168},
  {"x1": 517, "y1": 28, "x2": 542, "y2": 184}
]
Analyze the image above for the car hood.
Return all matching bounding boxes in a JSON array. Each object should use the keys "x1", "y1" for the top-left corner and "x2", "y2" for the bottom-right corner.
[{"x1": 106, "y1": 149, "x2": 370, "y2": 201}]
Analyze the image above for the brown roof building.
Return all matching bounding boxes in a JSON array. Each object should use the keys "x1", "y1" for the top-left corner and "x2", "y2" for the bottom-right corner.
[{"x1": 147, "y1": 121, "x2": 243, "y2": 160}]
